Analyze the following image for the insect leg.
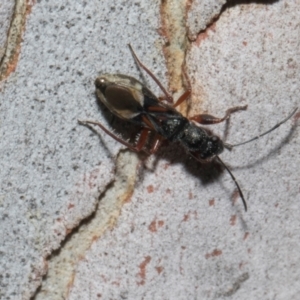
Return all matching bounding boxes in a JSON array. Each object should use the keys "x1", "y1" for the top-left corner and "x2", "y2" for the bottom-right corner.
[
  {"x1": 128, "y1": 44, "x2": 174, "y2": 104},
  {"x1": 173, "y1": 90, "x2": 191, "y2": 108},
  {"x1": 78, "y1": 120, "x2": 151, "y2": 154},
  {"x1": 190, "y1": 105, "x2": 247, "y2": 125},
  {"x1": 149, "y1": 134, "x2": 164, "y2": 154},
  {"x1": 135, "y1": 128, "x2": 152, "y2": 152}
]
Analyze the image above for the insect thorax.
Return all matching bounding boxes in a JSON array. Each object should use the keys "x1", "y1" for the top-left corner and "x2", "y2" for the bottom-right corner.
[
  {"x1": 176, "y1": 123, "x2": 224, "y2": 160},
  {"x1": 156, "y1": 117, "x2": 188, "y2": 140}
]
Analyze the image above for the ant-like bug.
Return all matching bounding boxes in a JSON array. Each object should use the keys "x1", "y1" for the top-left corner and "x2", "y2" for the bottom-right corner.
[{"x1": 79, "y1": 45, "x2": 297, "y2": 211}]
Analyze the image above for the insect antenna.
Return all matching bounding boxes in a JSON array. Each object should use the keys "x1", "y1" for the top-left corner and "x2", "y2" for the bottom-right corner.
[
  {"x1": 190, "y1": 152, "x2": 247, "y2": 211},
  {"x1": 216, "y1": 156, "x2": 247, "y2": 212},
  {"x1": 225, "y1": 108, "x2": 297, "y2": 149}
]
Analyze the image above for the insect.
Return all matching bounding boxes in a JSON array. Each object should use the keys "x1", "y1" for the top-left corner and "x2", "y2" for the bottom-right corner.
[{"x1": 79, "y1": 45, "x2": 297, "y2": 211}]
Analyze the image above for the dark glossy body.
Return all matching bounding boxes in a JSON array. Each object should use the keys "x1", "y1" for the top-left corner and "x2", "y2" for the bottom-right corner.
[
  {"x1": 95, "y1": 74, "x2": 224, "y2": 161},
  {"x1": 80, "y1": 46, "x2": 297, "y2": 212}
]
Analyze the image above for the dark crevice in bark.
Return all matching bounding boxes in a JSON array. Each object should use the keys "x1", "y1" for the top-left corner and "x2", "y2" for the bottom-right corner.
[{"x1": 193, "y1": 0, "x2": 280, "y2": 41}]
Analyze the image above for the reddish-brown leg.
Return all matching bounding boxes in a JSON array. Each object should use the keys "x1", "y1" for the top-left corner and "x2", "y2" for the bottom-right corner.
[
  {"x1": 173, "y1": 90, "x2": 191, "y2": 108},
  {"x1": 157, "y1": 90, "x2": 190, "y2": 109},
  {"x1": 157, "y1": 96, "x2": 171, "y2": 102},
  {"x1": 149, "y1": 134, "x2": 164, "y2": 154},
  {"x1": 172, "y1": 64, "x2": 192, "y2": 108},
  {"x1": 128, "y1": 44, "x2": 173, "y2": 104},
  {"x1": 128, "y1": 45, "x2": 193, "y2": 109},
  {"x1": 190, "y1": 105, "x2": 247, "y2": 125},
  {"x1": 135, "y1": 128, "x2": 152, "y2": 152},
  {"x1": 78, "y1": 120, "x2": 151, "y2": 153}
]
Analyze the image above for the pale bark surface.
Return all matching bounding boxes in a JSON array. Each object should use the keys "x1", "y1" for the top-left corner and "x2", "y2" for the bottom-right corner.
[{"x1": 0, "y1": 1, "x2": 299, "y2": 299}]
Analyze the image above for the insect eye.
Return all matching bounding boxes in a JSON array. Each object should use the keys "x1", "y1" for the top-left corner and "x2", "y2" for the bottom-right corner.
[{"x1": 95, "y1": 78, "x2": 107, "y2": 89}]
